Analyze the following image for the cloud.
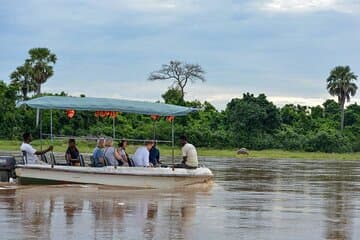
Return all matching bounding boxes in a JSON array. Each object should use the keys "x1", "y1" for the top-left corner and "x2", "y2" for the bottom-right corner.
[
  {"x1": 183, "y1": 84, "x2": 360, "y2": 109},
  {"x1": 2, "y1": 0, "x2": 202, "y2": 29},
  {"x1": 1, "y1": 0, "x2": 360, "y2": 113},
  {"x1": 261, "y1": 0, "x2": 359, "y2": 13}
]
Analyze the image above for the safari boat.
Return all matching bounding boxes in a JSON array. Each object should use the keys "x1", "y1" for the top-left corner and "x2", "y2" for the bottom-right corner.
[
  {"x1": 15, "y1": 164, "x2": 213, "y2": 189},
  {"x1": 14, "y1": 96, "x2": 214, "y2": 189}
]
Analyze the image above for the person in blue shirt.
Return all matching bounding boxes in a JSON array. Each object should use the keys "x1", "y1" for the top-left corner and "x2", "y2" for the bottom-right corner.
[
  {"x1": 92, "y1": 138, "x2": 105, "y2": 167},
  {"x1": 149, "y1": 142, "x2": 161, "y2": 167}
]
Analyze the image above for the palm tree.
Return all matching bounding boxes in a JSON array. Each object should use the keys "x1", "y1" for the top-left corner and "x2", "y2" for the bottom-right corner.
[
  {"x1": 10, "y1": 61, "x2": 36, "y2": 100},
  {"x1": 27, "y1": 48, "x2": 57, "y2": 95},
  {"x1": 27, "y1": 48, "x2": 57, "y2": 126},
  {"x1": 326, "y1": 66, "x2": 358, "y2": 131}
]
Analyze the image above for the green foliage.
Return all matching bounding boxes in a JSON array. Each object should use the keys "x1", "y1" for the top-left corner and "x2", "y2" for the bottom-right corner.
[
  {"x1": 10, "y1": 61, "x2": 36, "y2": 100},
  {"x1": 326, "y1": 65, "x2": 358, "y2": 131},
  {"x1": 304, "y1": 130, "x2": 352, "y2": 153},
  {"x1": 162, "y1": 88, "x2": 183, "y2": 105},
  {"x1": 225, "y1": 93, "x2": 281, "y2": 149},
  {"x1": 275, "y1": 128, "x2": 306, "y2": 151},
  {"x1": 3, "y1": 50, "x2": 360, "y2": 154},
  {"x1": 0, "y1": 79, "x2": 359, "y2": 153}
]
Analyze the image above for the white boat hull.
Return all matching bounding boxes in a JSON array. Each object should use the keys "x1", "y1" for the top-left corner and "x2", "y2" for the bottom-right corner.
[{"x1": 15, "y1": 164, "x2": 214, "y2": 189}]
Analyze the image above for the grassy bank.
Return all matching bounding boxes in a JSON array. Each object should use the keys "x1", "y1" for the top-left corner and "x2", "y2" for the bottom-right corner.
[{"x1": 1, "y1": 139, "x2": 360, "y2": 160}]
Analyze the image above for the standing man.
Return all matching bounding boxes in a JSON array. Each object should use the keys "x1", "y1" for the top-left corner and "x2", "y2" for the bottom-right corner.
[
  {"x1": 178, "y1": 135, "x2": 198, "y2": 169},
  {"x1": 20, "y1": 132, "x2": 53, "y2": 164},
  {"x1": 133, "y1": 141, "x2": 154, "y2": 167}
]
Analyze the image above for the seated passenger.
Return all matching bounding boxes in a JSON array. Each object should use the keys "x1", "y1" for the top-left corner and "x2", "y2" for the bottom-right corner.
[
  {"x1": 65, "y1": 139, "x2": 80, "y2": 166},
  {"x1": 20, "y1": 132, "x2": 53, "y2": 164},
  {"x1": 175, "y1": 135, "x2": 198, "y2": 169},
  {"x1": 149, "y1": 142, "x2": 161, "y2": 167},
  {"x1": 133, "y1": 141, "x2": 154, "y2": 167},
  {"x1": 117, "y1": 140, "x2": 130, "y2": 166},
  {"x1": 92, "y1": 138, "x2": 105, "y2": 167},
  {"x1": 104, "y1": 138, "x2": 121, "y2": 166}
]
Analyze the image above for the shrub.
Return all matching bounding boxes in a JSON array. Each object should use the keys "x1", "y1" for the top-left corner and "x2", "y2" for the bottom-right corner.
[
  {"x1": 276, "y1": 128, "x2": 306, "y2": 151},
  {"x1": 304, "y1": 131, "x2": 352, "y2": 153}
]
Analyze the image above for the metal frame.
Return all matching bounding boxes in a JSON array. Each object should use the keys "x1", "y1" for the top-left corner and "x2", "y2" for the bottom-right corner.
[{"x1": 44, "y1": 110, "x2": 177, "y2": 161}]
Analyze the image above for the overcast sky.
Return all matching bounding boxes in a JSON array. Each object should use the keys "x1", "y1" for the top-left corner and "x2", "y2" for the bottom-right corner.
[{"x1": 1, "y1": 0, "x2": 359, "y2": 109}]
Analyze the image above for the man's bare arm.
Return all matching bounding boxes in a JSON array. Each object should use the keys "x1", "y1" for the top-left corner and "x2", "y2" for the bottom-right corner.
[{"x1": 35, "y1": 146, "x2": 53, "y2": 155}]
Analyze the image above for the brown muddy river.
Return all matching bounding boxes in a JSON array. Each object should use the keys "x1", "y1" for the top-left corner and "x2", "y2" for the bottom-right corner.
[{"x1": 1, "y1": 157, "x2": 360, "y2": 239}]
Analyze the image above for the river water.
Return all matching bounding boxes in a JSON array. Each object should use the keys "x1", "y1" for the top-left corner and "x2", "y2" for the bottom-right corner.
[{"x1": 1, "y1": 157, "x2": 360, "y2": 240}]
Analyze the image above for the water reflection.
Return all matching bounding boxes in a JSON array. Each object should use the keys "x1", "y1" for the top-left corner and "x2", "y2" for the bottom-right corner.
[
  {"x1": 0, "y1": 186, "x2": 203, "y2": 239},
  {"x1": 1, "y1": 159, "x2": 360, "y2": 239},
  {"x1": 323, "y1": 164, "x2": 356, "y2": 240}
]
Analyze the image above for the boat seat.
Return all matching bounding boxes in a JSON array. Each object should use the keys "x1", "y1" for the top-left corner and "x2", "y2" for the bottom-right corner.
[
  {"x1": 65, "y1": 156, "x2": 70, "y2": 166},
  {"x1": 79, "y1": 154, "x2": 85, "y2": 167},
  {"x1": 128, "y1": 158, "x2": 135, "y2": 167},
  {"x1": 49, "y1": 152, "x2": 67, "y2": 166},
  {"x1": 40, "y1": 154, "x2": 49, "y2": 163},
  {"x1": 89, "y1": 156, "x2": 106, "y2": 167},
  {"x1": 21, "y1": 151, "x2": 28, "y2": 165},
  {"x1": 103, "y1": 156, "x2": 109, "y2": 166},
  {"x1": 89, "y1": 156, "x2": 94, "y2": 167}
]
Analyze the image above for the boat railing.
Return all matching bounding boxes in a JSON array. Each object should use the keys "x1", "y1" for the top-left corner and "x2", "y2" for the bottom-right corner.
[
  {"x1": 15, "y1": 151, "x2": 209, "y2": 169},
  {"x1": 40, "y1": 134, "x2": 172, "y2": 143}
]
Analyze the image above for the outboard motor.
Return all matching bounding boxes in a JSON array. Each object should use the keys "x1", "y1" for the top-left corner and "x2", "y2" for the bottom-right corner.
[{"x1": 0, "y1": 156, "x2": 16, "y2": 182}]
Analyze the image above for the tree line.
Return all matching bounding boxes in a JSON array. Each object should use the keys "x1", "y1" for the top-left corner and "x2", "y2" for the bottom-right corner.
[{"x1": 0, "y1": 48, "x2": 359, "y2": 153}]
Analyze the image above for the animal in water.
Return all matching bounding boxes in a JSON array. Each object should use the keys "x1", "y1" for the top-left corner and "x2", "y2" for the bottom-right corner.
[{"x1": 237, "y1": 148, "x2": 249, "y2": 155}]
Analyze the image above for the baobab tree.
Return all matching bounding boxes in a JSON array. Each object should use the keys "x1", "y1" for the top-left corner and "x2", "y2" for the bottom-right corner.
[{"x1": 148, "y1": 60, "x2": 205, "y2": 102}]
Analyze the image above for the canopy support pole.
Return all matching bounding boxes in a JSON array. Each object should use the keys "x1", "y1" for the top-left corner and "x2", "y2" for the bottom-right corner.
[
  {"x1": 113, "y1": 116, "x2": 115, "y2": 139},
  {"x1": 171, "y1": 119, "x2": 175, "y2": 166},
  {"x1": 36, "y1": 108, "x2": 40, "y2": 127},
  {"x1": 153, "y1": 121, "x2": 156, "y2": 140},
  {"x1": 40, "y1": 110, "x2": 43, "y2": 151},
  {"x1": 50, "y1": 109, "x2": 53, "y2": 143}
]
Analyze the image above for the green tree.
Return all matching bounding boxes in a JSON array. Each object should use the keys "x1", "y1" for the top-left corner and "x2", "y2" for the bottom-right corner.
[
  {"x1": 27, "y1": 48, "x2": 57, "y2": 126},
  {"x1": 310, "y1": 105, "x2": 324, "y2": 119},
  {"x1": 149, "y1": 60, "x2": 205, "y2": 101},
  {"x1": 0, "y1": 81, "x2": 22, "y2": 138},
  {"x1": 27, "y1": 48, "x2": 57, "y2": 95},
  {"x1": 225, "y1": 93, "x2": 281, "y2": 149},
  {"x1": 162, "y1": 88, "x2": 183, "y2": 105},
  {"x1": 326, "y1": 66, "x2": 358, "y2": 131},
  {"x1": 10, "y1": 61, "x2": 36, "y2": 100}
]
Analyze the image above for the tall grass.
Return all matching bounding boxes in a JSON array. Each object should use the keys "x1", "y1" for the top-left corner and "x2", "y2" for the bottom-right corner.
[{"x1": 1, "y1": 140, "x2": 359, "y2": 160}]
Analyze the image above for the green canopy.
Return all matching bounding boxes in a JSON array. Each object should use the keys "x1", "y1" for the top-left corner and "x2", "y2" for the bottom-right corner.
[{"x1": 16, "y1": 96, "x2": 198, "y2": 116}]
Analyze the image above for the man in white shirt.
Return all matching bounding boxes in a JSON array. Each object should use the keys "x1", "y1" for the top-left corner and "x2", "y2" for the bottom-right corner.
[
  {"x1": 177, "y1": 135, "x2": 198, "y2": 169},
  {"x1": 132, "y1": 141, "x2": 154, "y2": 167},
  {"x1": 20, "y1": 132, "x2": 53, "y2": 164}
]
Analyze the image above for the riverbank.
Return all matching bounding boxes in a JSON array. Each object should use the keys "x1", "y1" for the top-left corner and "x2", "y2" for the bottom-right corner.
[{"x1": 1, "y1": 139, "x2": 359, "y2": 160}]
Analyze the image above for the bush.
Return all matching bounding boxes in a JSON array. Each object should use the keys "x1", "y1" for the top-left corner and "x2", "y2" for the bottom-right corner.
[
  {"x1": 275, "y1": 128, "x2": 306, "y2": 151},
  {"x1": 246, "y1": 133, "x2": 276, "y2": 150},
  {"x1": 304, "y1": 131, "x2": 352, "y2": 153}
]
